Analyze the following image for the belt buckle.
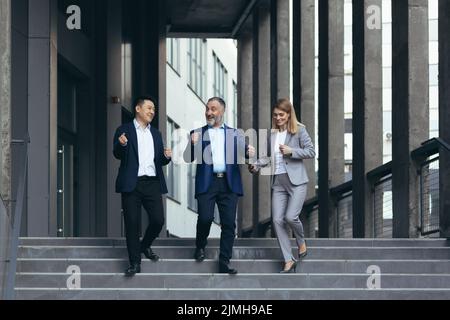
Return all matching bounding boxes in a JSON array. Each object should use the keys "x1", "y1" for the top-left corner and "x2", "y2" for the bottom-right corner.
[{"x1": 216, "y1": 173, "x2": 225, "y2": 178}]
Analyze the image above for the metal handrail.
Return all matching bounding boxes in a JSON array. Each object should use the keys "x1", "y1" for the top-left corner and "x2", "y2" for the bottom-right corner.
[
  {"x1": 411, "y1": 137, "x2": 450, "y2": 160},
  {"x1": 425, "y1": 137, "x2": 450, "y2": 152}
]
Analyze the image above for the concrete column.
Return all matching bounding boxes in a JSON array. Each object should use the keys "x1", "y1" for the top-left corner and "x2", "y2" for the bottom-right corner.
[
  {"x1": 439, "y1": 0, "x2": 450, "y2": 238},
  {"x1": 27, "y1": 0, "x2": 58, "y2": 236},
  {"x1": 11, "y1": 0, "x2": 29, "y2": 236},
  {"x1": 293, "y1": 0, "x2": 316, "y2": 200},
  {"x1": 318, "y1": 0, "x2": 345, "y2": 238},
  {"x1": 237, "y1": 26, "x2": 254, "y2": 235},
  {"x1": 0, "y1": 0, "x2": 11, "y2": 206},
  {"x1": 257, "y1": 3, "x2": 272, "y2": 235},
  {"x1": 392, "y1": 0, "x2": 429, "y2": 238},
  {"x1": 106, "y1": 0, "x2": 123, "y2": 237},
  {"x1": 352, "y1": 0, "x2": 383, "y2": 238},
  {"x1": 271, "y1": 0, "x2": 291, "y2": 102}
]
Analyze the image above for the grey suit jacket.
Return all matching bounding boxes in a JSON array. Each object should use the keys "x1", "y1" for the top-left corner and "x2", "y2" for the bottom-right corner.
[{"x1": 257, "y1": 124, "x2": 316, "y2": 186}]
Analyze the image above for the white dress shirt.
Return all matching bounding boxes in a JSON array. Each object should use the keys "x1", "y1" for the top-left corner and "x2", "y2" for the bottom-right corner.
[
  {"x1": 274, "y1": 130, "x2": 288, "y2": 175},
  {"x1": 208, "y1": 124, "x2": 226, "y2": 173},
  {"x1": 134, "y1": 119, "x2": 156, "y2": 177}
]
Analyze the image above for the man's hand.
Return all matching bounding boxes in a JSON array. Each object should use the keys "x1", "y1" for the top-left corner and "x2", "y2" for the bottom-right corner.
[
  {"x1": 191, "y1": 132, "x2": 201, "y2": 145},
  {"x1": 119, "y1": 133, "x2": 128, "y2": 146},
  {"x1": 279, "y1": 144, "x2": 292, "y2": 156},
  {"x1": 164, "y1": 148, "x2": 172, "y2": 159},
  {"x1": 247, "y1": 145, "x2": 256, "y2": 158}
]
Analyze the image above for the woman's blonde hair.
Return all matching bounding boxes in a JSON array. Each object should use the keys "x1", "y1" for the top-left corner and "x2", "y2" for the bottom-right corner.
[{"x1": 271, "y1": 98, "x2": 302, "y2": 134}]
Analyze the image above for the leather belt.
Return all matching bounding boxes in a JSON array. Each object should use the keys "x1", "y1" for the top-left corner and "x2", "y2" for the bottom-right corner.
[{"x1": 138, "y1": 175, "x2": 158, "y2": 181}]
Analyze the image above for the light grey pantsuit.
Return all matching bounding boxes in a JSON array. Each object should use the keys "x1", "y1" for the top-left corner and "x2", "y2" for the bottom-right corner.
[
  {"x1": 255, "y1": 124, "x2": 315, "y2": 263},
  {"x1": 272, "y1": 173, "x2": 308, "y2": 262}
]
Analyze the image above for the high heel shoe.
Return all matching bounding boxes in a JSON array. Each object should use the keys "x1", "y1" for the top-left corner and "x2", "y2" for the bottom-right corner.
[
  {"x1": 280, "y1": 260, "x2": 297, "y2": 273},
  {"x1": 298, "y1": 242, "x2": 308, "y2": 259}
]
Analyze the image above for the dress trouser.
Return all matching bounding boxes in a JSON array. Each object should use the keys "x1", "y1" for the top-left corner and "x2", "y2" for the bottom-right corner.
[
  {"x1": 272, "y1": 173, "x2": 308, "y2": 262},
  {"x1": 122, "y1": 177, "x2": 164, "y2": 265},
  {"x1": 196, "y1": 176, "x2": 238, "y2": 264}
]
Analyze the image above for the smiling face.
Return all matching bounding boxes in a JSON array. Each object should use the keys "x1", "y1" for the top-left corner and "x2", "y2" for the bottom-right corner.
[
  {"x1": 205, "y1": 99, "x2": 225, "y2": 127},
  {"x1": 273, "y1": 108, "x2": 290, "y2": 129},
  {"x1": 135, "y1": 100, "x2": 156, "y2": 125}
]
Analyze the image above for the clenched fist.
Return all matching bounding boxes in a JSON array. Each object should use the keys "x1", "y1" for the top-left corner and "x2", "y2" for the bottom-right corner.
[
  {"x1": 164, "y1": 148, "x2": 172, "y2": 159},
  {"x1": 248, "y1": 164, "x2": 259, "y2": 174},
  {"x1": 191, "y1": 132, "x2": 201, "y2": 145},
  {"x1": 119, "y1": 133, "x2": 128, "y2": 146},
  {"x1": 247, "y1": 145, "x2": 256, "y2": 158},
  {"x1": 279, "y1": 144, "x2": 292, "y2": 156}
]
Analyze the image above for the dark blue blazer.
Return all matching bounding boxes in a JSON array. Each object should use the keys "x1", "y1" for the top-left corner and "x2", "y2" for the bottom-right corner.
[
  {"x1": 113, "y1": 121, "x2": 171, "y2": 194},
  {"x1": 184, "y1": 125, "x2": 248, "y2": 198}
]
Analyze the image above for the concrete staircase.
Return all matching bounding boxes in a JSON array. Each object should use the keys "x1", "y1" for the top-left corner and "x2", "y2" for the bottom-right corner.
[{"x1": 14, "y1": 238, "x2": 450, "y2": 300}]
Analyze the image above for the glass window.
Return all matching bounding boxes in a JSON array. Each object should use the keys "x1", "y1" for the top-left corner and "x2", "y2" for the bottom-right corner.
[
  {"x1": 232, "y1": 81, "x2": 238, "y2": 128},
  {"x1": 212, "y1": 52, "x2": 228, "y2": 101},
  {"x1": 187, "y1": 39, "x2": 207, "y2": 101},
  {"x1": 429, "y1": 64, "x2": 439, "y2": 92},
  {"x1": 167, "y1": 38, "x2": 180, "y2": 74}
]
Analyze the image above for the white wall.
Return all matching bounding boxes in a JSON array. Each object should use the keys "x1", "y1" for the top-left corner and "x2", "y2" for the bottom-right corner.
[{"x1": 166, "y1": 38, "x2": 238, "y2": 238}]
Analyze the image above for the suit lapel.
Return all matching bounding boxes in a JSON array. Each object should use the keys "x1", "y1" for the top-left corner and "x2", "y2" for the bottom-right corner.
[
  {"x1": 284, "y1": 131, "x2": 293, "y2": 146},
  {"x1": 128, "y1": 122, "x2": 139, "y2": 159},
  {"x1": 202, "y1": 126, "x2": 212, "y2": 167},
  {"x1": 202, "y1": 126, "x2": 211, "y2": 148}
]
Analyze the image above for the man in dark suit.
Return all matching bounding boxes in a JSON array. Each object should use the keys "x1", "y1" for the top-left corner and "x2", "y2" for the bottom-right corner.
[
  {"x1": 113, "y1": 95, "x2": 172, "y2": 277},
  {"x1": 184, "y1": 97, "x2": 255, "y2": 274}
]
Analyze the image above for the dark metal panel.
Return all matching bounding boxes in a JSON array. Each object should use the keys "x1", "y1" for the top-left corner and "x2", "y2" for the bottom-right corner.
[
  {"x1": 439, "y1": 0, "x2": 450, "y2": 238},
  {"x1": 352, "y1": 0, "x2": 366, "y2": 238},
  {"x1": 391, "y1": 0, "x2": 410, "y2": 238},
  {"x1": 318, "y1": 0, "x2": 330, "y2": 238}
]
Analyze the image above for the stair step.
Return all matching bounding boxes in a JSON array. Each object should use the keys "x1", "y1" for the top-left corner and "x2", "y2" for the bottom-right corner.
[
  {"x1": 16, "y1": 259, "x2": 450, "y2": 274},
  {"x1": 14, "y1": 287, "x2": 450, "y2": 300},
  {"x1": 18, "y1": 246, "x2": 450, "y2": 260},
  {"x1": 15, "y1": 273, "x2": 450, "y2": 289},
  {"x1": 19, "y1": 237, "x2": 450, "y2": 247},
  {"x1": 15, "y1": 238, "x2": 450, "y2": 300}
]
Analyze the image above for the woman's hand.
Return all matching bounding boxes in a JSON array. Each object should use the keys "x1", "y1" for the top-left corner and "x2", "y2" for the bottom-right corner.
[
  {"x1": 248, "y1": 164, "x2": 259, "y2": 174},
  {"x1": 279, "y1": 144, "x2": 293, "y2": 156}
]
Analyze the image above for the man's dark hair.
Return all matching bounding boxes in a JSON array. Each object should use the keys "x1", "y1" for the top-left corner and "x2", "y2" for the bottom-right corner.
[
  {"x1": 133, "y1": 95, "x2": 157, "y2": 116},
  {"x1": 207, "y1": 97, "x2": 226, "y2": 109}
]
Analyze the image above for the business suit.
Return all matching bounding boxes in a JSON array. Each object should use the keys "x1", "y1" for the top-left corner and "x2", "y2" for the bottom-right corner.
[
  {"x1": 184, "y1": 124, "x2": 247, "y2": 267},
  {"x1": 257, "y1": 124, "x2": 315, "y2": 263},
  {"x1": 113, "y1": 120, "x2": 171, "y2": 266}
]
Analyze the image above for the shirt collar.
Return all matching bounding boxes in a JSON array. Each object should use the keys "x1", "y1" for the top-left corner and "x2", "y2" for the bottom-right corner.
[
  {"x1": 207, "y1": 123, "x2": 226, "y2": 130},
  {"x1": 134, "y1": 119, "x2": 151, "y2": 131}
]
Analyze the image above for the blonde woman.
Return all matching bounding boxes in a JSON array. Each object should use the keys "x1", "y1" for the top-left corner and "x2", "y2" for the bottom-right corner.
[{"x1": 249, "y1": 99, "x2": 316, "y2": 273}]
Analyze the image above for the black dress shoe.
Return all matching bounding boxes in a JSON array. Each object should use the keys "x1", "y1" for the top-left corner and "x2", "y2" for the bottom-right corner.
[
  {"x1": 124, "y1": 264, "x2": 141, "y2": 277},
  {"x1": 142, "y1": 247, "x2": 160, "y2": 262},
  {"x1": 194, "y1": 248, "x2": 205, "y2": 262},
  {"x1": 219, "y1": 262, "x2": 238, "y2": 275}
]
